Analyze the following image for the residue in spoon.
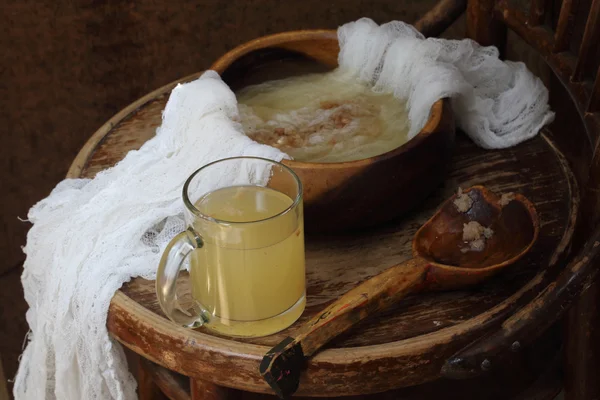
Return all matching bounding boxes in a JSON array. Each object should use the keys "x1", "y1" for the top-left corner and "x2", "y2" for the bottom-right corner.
[{"x1": 461, "y1": 221, "x2": 494, "y2": 253}]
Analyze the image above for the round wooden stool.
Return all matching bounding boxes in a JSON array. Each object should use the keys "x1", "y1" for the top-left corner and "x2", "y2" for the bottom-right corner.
[{"x1": 67, "y1": 1, "x2": 600, "y2": 399}]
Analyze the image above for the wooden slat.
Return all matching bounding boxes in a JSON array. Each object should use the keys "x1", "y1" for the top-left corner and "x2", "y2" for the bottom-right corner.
[
  {"x1": 528, "y1": 0, "x2": 549, "y2": 26},
  {"x1": 414, "y1": 0, "x2": 467, "y2": 38},
  {"x1": 191, "y1": 379, "x2": 230, "y2": 400},
  {"x1": 572, "y1": 0, "x2": 600, "y2": 81},
  {"x1": 140, "y1": 359, "x2": 189, "y2": 400},
  {"x1": 554, "y1": 0, "x2": 579, "y2": 52},
  {"x1": 589, "y1": 65, "x2": 600, "y2": 113},
  {"x1": 564, "y1": 280, "x2": 600, "y2": 400},
  {"x1": 138, "y1": 358, "x2": 167, "y2": 400},
  {"x1": 467, "y1": 0, "x2": 507, "y2": 54},
  {"x1": 496, "y1": 1, "x2": 592, "y2": 112}
]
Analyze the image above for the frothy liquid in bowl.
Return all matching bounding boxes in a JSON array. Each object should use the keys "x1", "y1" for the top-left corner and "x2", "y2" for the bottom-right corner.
[{"x1": 237, "y1": 70, "x2": 411, "y2": 163}]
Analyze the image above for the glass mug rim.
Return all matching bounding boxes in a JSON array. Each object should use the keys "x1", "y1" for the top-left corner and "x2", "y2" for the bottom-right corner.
[{"x1": 182, "y1": 156, "x2": 303, "y2": 225}]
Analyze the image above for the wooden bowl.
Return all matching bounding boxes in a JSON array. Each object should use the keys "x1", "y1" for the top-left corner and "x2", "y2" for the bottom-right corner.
[{"x1": 211, "y1": 30, "x2": 455, "y2": 231}]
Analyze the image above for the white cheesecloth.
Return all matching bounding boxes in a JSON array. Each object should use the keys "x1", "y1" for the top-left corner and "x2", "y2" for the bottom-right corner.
[
  {"x1": 14, "y1": 19, "x2": 554, "y2": 400},
  {"x1": 338, "y1": 18, "x2": 554, "y2": 148}
]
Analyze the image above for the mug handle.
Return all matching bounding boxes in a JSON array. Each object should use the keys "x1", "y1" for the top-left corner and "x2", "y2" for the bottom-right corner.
[{"x1": 156, "y1": 227, "x2": 209, "y2": 328}]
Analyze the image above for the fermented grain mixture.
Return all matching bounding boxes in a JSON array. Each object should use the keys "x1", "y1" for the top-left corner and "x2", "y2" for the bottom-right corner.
[
  {"x1": 237, "y1": 69, "x2": 411, "y2": 163},
  {"x1": 455, "y1": 188, "x2": 494, "y2": 253},
  {"x1": 453, "y1": 187, "x2": 473, "y2": 212},
  {"x1": 462, "y1": 221, "x2": 494, "y2": 252}
]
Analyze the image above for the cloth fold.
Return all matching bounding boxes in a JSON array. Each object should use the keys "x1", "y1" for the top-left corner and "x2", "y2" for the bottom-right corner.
[
  {"x1": 14, "y1": 71, "x2": 286, "y2": 400},
  {"x1": 338, "y1": 18, "x2": 554, "y2": 149}
]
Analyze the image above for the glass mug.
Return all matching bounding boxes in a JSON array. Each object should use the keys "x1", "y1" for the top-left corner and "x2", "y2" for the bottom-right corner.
[{"x1": 156, "y1": 157, "x2": 306, "y2": 337}]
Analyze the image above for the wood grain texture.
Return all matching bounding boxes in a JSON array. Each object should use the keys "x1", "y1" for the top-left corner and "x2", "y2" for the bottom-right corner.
[{"x1": 70, "y1": 73, "x2": 576, "y2": 394}]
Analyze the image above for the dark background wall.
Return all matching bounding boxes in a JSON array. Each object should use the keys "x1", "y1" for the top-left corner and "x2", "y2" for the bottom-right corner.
[{"x1": 2, "y1": 0, "x2": 467, "y2": 395}]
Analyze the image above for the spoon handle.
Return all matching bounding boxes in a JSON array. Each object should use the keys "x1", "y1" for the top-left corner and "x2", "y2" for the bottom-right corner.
[
  {"x1": 260, "y1": 257, "x2": 429, "y2": 399},
  {"x1": 298, "y1": 256, "x2": 429, "y2": 355}
]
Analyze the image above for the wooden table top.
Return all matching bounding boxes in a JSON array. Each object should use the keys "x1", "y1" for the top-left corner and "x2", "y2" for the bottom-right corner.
[{"x1": 67, "y1": 73, "x2": 577, "y2": 396}]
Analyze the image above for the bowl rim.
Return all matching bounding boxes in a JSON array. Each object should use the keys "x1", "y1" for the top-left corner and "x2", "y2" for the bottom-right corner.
[{"x1": 210, "y1": 29, "x2": 446, "y2": 169}]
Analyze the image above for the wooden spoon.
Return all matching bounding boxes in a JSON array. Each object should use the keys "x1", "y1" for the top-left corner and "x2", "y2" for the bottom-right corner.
[{"x1": 259, "y1": 185, "x2": 539, "y2": 399}]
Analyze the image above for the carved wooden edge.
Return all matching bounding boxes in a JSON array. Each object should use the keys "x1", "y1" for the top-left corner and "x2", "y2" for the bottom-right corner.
[
  {"x1": 106, "y1": 288, "x2": 546, "y2": 396},
  {"x1": 140, "y1": 350, "x2": 565, "y2": 400}
]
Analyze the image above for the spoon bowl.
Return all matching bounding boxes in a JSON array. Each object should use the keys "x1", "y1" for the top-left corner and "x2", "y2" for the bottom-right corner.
[{"x1": 414, "y1": 185, "x2": 539, "y2": 290}]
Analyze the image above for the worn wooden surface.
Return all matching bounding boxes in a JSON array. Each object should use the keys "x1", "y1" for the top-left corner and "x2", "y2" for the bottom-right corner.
[
  {"x1": 142, "y1": 351, "x2": 563, "y2": 400},
  {"x1": 68, "y1": 71, "x2": 577, "y2": 394}
]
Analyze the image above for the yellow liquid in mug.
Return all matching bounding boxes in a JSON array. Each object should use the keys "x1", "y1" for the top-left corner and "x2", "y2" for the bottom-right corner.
[{"x1": 191, "y1": 185, "x2": 305, "y2": 337}]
